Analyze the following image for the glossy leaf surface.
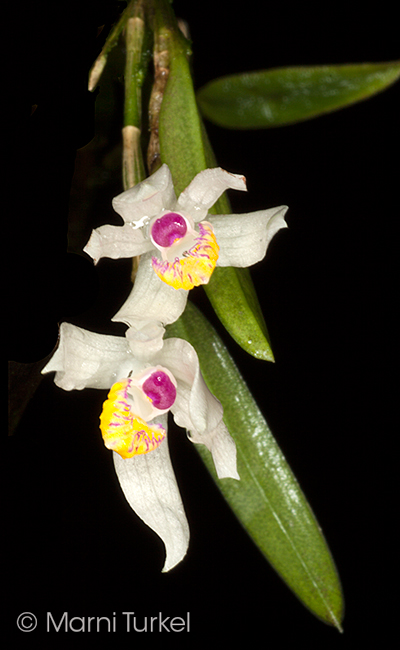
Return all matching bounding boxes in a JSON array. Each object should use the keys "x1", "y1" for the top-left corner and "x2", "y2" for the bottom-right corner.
[
  {"x1": 197, "y1": 61, "x2": 400, "y2": 128},
  {"x1": 167, "y1": 301, "x2": 344, "y2": 629}
]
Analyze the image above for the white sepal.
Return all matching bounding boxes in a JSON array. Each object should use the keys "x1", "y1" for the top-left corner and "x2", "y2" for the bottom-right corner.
[
  {"x1": 113, "y1": 414, "x2": 190, "y2": 572},
  {"x1": 41, "y1": 322, "x2": 136, "y2": 390},
  {"x1": 208, "y1": 205, "x2": 289, "y2": 267},
  {"x1": 112, "y1": 253, "x2": 188, "y2": 328},
  {"x1": 83, "y1": 223, "x2": 152, "y2": 265}
]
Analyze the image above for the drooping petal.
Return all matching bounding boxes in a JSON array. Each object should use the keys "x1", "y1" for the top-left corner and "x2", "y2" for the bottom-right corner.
[
  {"x1": 113, "y1": 414, "x2": 190, "y2": 572},
  {"x1": 112, "y1": 253, "x2": 188, "y2": 329},
  {"x1": 157, "y1": 337, "x2": 223, "y2": 433},
  {"x1": 177, "y1": 167, "x2": 247, "y2": 222},
  {"x1": 207, "y1": 205, "x2": 289, "y2": 267},
  {"x1": 157, "y1": 338, "x2": 239, "y2": 479},
  {"x1": 112, "y1": 164, "x2": 176, "y2": 224},
  {"x1": 83, "y1": 223, "x2": 153, "y2": 264},
  {"x1": 41, "y1": 322, "x2": 137, "y2": 390},
  {"x1": 189, "y1": 421, "x2": 240, "y2": 481}
]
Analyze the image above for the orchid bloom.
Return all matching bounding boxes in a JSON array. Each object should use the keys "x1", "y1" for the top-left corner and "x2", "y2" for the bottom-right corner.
[
  {"x1": 42, "y1": 322, "x2": 239, "y2": 571},
  {"x1": 83, "y1": 165, "x2": 288, "y2": 330}
]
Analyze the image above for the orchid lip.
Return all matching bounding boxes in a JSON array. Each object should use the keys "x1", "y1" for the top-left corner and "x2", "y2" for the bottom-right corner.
[
  {"x1": 99, "y1": 363, "x2": 178, "y2": 459},
  {"x1": 151, "y1": 222, "x2": 219, "y2": 290},
  {"x1": 99, "y1": 379, "x2": 167, "y2": 459}
]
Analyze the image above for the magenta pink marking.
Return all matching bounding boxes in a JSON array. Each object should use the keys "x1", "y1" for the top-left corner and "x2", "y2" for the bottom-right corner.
[
  {"x1": 142, "y1": 370, "x2": 176, "y2": 410},
  {"x1": 151, "y1": 212, "x2": 187, "y2": 247}
]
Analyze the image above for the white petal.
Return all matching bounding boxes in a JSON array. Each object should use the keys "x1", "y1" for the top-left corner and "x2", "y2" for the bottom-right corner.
[
  {"x1": 113, "y1": 421, "x2": 190, "y2": 572},
  {"x1": 112, "y1": 253, "x2": 188, "y2": 327},
  {"x1": 157, "y1": 338, "x2": 223, "y2": 434},
  {"x1": 189, "y1": 421, "x2": 240, "y2": 481},
  {"x1": 41, "y1": 322, "x2": 136, "y2": 390},
  {"x1": 177, "y1": 167, "x2": 247, "y2": 221},
  {"x1": 112, "y1": 164, "x2": 176, "y2": 224},
  {"x1": 83, "y1": 223, "x2": 152, "y2": 264},
  {"x1": 208, "y1": 205, "x2": 288, "y2": 267},
  {"x1": 156, "y1": 338, "x2": 238, "y2": 479}
]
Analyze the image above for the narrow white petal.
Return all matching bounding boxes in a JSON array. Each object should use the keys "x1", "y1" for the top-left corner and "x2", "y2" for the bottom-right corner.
[
  {"x1": 208, "y1": 205, "x2": 288, "y2": 267},
  {"x1": 112, "y1": 164, "x2": 176, "y2": 224},
  {"x1": 41, "y1": 322, "x2": 136, "y2": 390},
  {"x1": 157, "y1": 338, "x2": 223, "y2": 434},
  {"x1": 112, "y1": 253, "x2": 188, "y2": 327},
  {"x1": 177, "y1": 167, "x2": 247, "y2": 222},
  {"x1": 156, "y1": 339, "x2": 238, "y2": 478},
  {"x1": 83, "y1": 223, "x2": 152, "y2": 264},
  {"x1": 113, "y1": 422, "x2": 190, "y2": 572},
  {"x1": 190, "y1": 421, "x2": 240, "y2": 481}
]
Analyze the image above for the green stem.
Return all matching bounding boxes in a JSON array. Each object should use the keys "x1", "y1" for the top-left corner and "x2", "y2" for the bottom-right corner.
[
  {"x1": 88, "y1": 0, "x2": 135, "y2": 92},
  {"x1": 123, "y1": 0, "x2": 147, "y2": 190},
  {"x1": 123, "y1": 1, "x2": 145, "y2": 129}
]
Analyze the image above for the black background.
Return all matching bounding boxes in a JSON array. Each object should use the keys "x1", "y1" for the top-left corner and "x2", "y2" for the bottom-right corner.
[{"x1": 7, "y1": 1, "x2": 398, "y2": 646}]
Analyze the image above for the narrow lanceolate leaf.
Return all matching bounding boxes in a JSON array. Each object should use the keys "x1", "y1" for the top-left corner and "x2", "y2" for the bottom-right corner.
[
  {"x1": 206, "y1": 267, "x2": 274, "y2": 360},
  {"x1": 156, "y1": 5, "x2": 274, "y2": 359},
  {"x1": 167, "y1": 301, "x2": 344, "y2": 630},
  {"x1": 196, "y1": 61, "x2": 400, "y2": 129},
  {"x1": 200, "y1": 122, "x2": 275, "y2": 361}
]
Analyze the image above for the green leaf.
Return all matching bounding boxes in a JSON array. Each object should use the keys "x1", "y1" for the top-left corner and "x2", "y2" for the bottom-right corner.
[
  {"x1": 167, "y1": 301, "x2": 344, "y2": 630},
  {"x1": 157, "y1": 14, "x2": 274, "y2": 360},
  {"x1": 205, "y1": 267, "x2": 274, "y2": 361},
  {"x1": 196, "y1": 61, "x2": 400, "y2": 129}
]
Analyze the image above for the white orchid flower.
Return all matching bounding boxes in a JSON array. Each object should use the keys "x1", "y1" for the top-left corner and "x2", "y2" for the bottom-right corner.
[
  {"x1": 42, "y1": 322, "x2": 239, "y2": 572},
  {"x1": 83, "y1": 164, "x2": 288, "y2": 329}
]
